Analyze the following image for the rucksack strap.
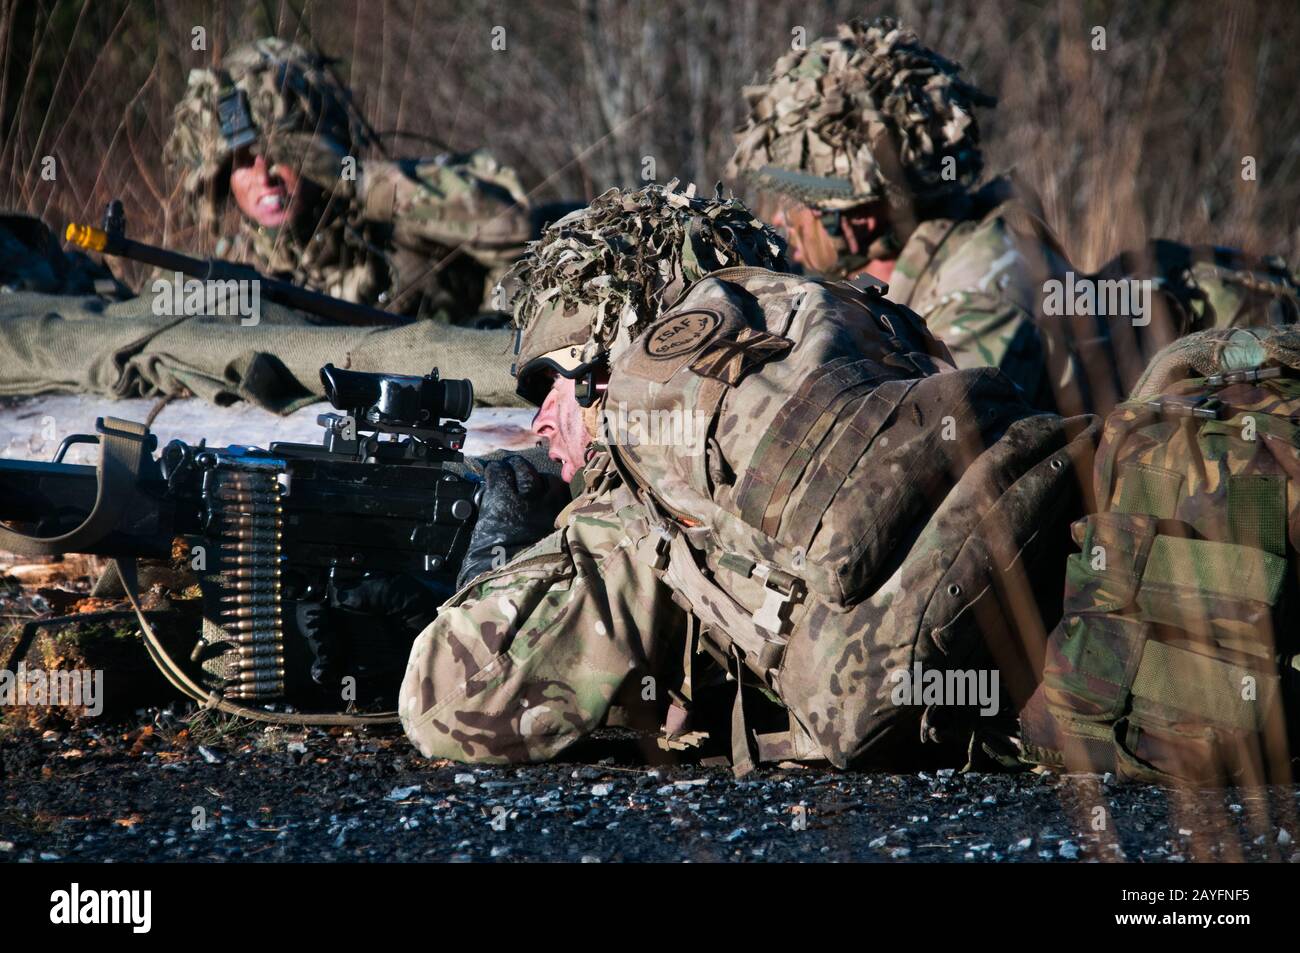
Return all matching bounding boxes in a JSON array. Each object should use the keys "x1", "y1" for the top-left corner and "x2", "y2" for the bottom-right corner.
[
  {"x1": 1096, "y1": 403, "x2": 1160, "y2": 509},
  {"x1": 729, "y1": 647, "x2": 824, "y2": 775},
  {"x1": 659, "y1": 523, "x2": 788, "y2": 668},
  {"x1": 732, "y1": 358, "x2": 902, "y2": 531},
  {"x1": 729, "y1": 646, "x2": 757, "y2": 777},
  {"x1": 781, "y1": 378, "x2": 917, "y2": 551}
]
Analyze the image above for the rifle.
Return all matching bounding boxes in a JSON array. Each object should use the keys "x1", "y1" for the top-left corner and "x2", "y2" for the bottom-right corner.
[
  {"x1": 64, "y1": 200, "x2": 407, "y2": 327},
  {"x1": 0, "y1": 364, "x2": 479, "y2": 724}
]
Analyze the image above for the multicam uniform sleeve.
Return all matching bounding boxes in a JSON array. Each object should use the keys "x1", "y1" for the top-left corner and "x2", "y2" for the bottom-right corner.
[
  {"x1": 362, "y1": 149, "x2": 533, "y2": 268},
  {"x1": 399, "y1": 486, "x2": 678, "y2": 763},
  {"x1": 904, "y1": 214, "x2": 1058, "y2": 406}
]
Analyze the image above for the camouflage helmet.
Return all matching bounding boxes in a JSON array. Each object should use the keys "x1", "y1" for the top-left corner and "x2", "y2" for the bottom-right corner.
[
  {"x1": 506, "y1": 182, "x2": 789, "y2": 406},
  {"x1": 726, "y1": 16, "x2": 995, "y2": 212},
  {"x1": 164, "y1": 37, "x2": 371, "y2": 224}
]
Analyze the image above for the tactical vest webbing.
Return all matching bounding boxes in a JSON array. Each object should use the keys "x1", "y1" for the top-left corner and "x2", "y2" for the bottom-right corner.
[
  {"x1": 603, "y1": 267, "x2": 1094, "y2": 772},
  {"x1": 1021, "y1": 334, "x2": 1300, "y2": 784}
]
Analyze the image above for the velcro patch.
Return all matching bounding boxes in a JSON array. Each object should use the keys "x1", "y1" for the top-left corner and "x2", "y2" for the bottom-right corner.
[
  {"x1": 622, "y1": 308, "x2": 740, "y2": 384},
  {"x1": 690, "y1": 327, "x2": 793, "y2": 385},
  {"x1": 645, "y1": 309, "x2": 722, "y2": 359}
]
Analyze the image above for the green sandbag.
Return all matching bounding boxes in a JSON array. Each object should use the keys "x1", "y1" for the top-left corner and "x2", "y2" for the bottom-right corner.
[{"x1": 0, "y1": 291, "x2": 524, "y2": 413}]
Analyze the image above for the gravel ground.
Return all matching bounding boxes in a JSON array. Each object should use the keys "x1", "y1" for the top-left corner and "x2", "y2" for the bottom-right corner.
[{"x1": 2, "y1": 714, "x2": 1298, "y2": 863}]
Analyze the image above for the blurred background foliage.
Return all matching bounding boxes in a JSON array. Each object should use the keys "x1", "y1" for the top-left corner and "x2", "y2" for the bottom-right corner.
[{"x1": 1, "y1": 0, "x2": 1297, "y2": 277}]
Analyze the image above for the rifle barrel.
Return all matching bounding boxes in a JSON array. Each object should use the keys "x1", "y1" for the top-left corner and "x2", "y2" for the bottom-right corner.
[{"x1": 65, "y1": 223, "x2": 409, "y2": 328}]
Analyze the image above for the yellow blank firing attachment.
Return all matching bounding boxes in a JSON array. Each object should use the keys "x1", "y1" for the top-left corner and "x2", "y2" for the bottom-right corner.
[{"x1": 65, "y1": 222, "x2": 108, "y2": 252}]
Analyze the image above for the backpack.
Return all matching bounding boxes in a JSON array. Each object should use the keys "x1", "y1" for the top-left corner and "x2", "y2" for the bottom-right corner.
[
  {"x1": 1020, "y1": 327, "x2": 1300, "y2": 784},
  {"x1": 603, "y1": 266, "x2": 1098, "y2": 771}
]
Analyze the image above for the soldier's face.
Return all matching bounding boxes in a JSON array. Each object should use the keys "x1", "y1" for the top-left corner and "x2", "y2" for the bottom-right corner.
[
  {"x1": 770, "y1": 199, "x2": 891, "y2": 273},
  {"x1": 770, "y1": 201, "x2": 842, "y2": 273},
  {"x1": 531, "y1": 375, "x2": 592, "y2": 484},
  {"x1": 230, "y1": 150, "x2": 301, "y2": 229}
]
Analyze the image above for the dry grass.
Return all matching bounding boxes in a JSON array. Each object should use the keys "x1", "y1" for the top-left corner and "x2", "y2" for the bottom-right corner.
[{"x1": 1, "y1": 0, "x2": 1297, "y2": 281}]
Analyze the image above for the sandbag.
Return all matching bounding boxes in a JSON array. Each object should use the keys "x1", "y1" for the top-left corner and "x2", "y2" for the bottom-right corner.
[{"x1": 0, "y1": 290, "x2": 524, "y2": 412}]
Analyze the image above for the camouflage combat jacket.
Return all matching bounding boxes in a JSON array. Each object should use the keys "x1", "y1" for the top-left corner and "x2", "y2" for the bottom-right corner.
[
  {"x1": 400, "y1": 268, "x2": 1097, "y2": 771},
  {"x1": 880, "y1": 177, "x2": 1072, "y2": 412},
  {"x1": 224, "y1": 150, "x2": 532, "y2": 323}
]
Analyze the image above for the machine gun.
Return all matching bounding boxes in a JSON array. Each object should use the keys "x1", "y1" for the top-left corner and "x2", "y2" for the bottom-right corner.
[{"x1": 0, "y1": 365, "x2": 479, "y2": 723}]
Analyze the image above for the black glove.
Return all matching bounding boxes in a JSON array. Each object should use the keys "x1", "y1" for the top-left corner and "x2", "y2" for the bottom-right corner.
[
  {"x1": 294, "y1": 576, "x2": 447, "y2": 692},
  {"x1": 295, "y1": 599, "x2": 342, "y2": 689},
  {"x1": 457, "y1": 454, "x2": 570, "y2": 590},
  {"x1": 331, "y1": 574, "x2": 449, "y2": 639}
]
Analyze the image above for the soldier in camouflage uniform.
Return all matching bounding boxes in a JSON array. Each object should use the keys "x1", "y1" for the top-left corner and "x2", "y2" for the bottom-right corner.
[
  {"x1": 397, "y1": 183, "x2": 1096, "y2": 772},
  {"x1": 726, "y1": 17, "x2": 1076, "y2": 413},
  {"x1": 164, "y1": 37, "x2": 532, "y2": 324}
]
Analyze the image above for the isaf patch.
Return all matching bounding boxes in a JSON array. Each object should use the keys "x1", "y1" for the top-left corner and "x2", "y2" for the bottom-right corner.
[
  {"x1": 645, "y1": 309, "x2": 722, "y2": 359},
  {"x1": 690, "y1": 327, "x2": 793, "y2": 385}
]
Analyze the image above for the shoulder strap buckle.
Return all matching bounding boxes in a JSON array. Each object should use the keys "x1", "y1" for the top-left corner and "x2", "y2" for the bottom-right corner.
[
  {"x1": 1204, "y1": 365, "x2": 1284, "y2": 388},
  {"x1": 636, "y1": 524, "x2": 674, "y2": 571},
  {"x1": 752, "y1": 562, "x2": 801, "y2": 636},
  {"x1": 1145, "y1": 395, "x2": 1224, "y2": 420}
]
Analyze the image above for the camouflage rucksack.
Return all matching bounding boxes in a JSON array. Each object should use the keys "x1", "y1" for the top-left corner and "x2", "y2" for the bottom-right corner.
[
  {"x1": 1020, "y1": 327, "x2": 1300, "y2": 784},
  {"x1": 602, "y1": 265, "x2": 1097, "y2": 770}
]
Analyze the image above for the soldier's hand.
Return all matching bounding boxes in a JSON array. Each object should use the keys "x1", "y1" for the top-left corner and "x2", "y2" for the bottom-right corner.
[
  {"x1": 295, "y1": 599, "x2": 343, "y2": 688},
  {"x1": 457, "y1": 454, "x2": 569, "y2": 590},
  {"x1": 331, "y1": 574, "x2": 448, "y2": 640},
  {"x1": 291, "y1": 576, "x2": 446, "y2": 701}
]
